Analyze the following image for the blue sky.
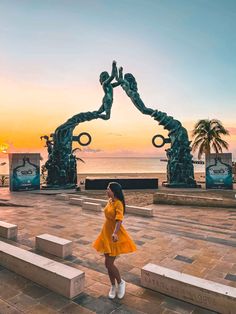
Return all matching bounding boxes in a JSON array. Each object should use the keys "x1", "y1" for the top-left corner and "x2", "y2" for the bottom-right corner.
[{"x1": 0, "y1": 0, "x2": 235, "y2": 156}]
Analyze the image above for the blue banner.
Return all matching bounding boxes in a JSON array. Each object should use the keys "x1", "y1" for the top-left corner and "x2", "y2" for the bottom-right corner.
[
  {"x1": 205, "y1": 153, "x2": 233, "y2": 189},
  {"x1": 9, "y1": 153, "x2": 40, "y2": 191}
]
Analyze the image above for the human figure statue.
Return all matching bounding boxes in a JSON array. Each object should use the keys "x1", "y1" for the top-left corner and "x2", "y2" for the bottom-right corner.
[
  {"x1": 117, "y1": 67, "x2": 197, "y2": 187},
  {"x1": 117, "y1": 67, "x2": 154, "y2": 116},
  {"x1": 97, "y1": 60, "x2": 121, "y2": 120},
  {"x1": 42, "y1": 61, "x2": 119, "y2": 188}
]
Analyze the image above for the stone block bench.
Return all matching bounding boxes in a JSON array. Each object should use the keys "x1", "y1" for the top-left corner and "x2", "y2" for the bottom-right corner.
[
  {"x1": 0, "y1": 221, "x2": 18, "y2": 239},
  {"x1": 36, "y1": 234, "x2": 72, "y2": 258},
  {"x1": 69, "y1": 198, "x2": 84, "y2": 206},
  {"x1": 0, "y1": 240, "x2": 84, "y2": 299},
  {"x1": 82, "y1": 202, "x2": 102, "y2": 212},
  {"x1": 126, "y1": 205, "x2": 153, "y2": 217},
  {"x1": 68, "y1": 194, "x2": 85, "y2": 199},
  {"x1": 141, "y1": 263, "x2": 236, "y2": 313},
  {"x1": 82, "y1": 200, "x2": 153, "y2": 217},
  {"x1": 55, "y1": 194, "x2": 70, "y2": 201},
  {"x1": 69, "y1": 196, "x2": 153, "y2": 217},
  {"x1": 153, "y1": 192, "x2": 236, "y2": 208},
  {"x1": 81, "y1": 197, "x2": 107, "y2": 206}
]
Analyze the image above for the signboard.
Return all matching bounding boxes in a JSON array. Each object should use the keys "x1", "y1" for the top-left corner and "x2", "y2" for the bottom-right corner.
[
  {"x1": 9, "y1": 153, "x2": 40, "y2": 191},
  {"x1": 205, "y1": 153, "x2": 233, "y2": 189}
]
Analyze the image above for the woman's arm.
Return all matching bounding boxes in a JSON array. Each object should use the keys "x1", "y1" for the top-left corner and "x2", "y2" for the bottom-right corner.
[{"x1": 112, "y1": 220, "x2": 122, "y2": 242}]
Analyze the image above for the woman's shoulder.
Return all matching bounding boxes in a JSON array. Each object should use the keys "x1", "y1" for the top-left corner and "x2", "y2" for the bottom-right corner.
[{"x1": 114, "y1": 199, "x2": 124, "y2": 208}]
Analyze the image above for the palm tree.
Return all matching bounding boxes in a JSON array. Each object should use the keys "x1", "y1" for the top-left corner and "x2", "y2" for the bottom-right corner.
[{"x1": 191, "y1": 119, "x2": 229, "y2": 159}]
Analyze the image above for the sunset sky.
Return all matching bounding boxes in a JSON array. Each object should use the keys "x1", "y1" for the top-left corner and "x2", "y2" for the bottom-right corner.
[{"x1": 0, "y1": 0, "x2": 235, "y2": 159}]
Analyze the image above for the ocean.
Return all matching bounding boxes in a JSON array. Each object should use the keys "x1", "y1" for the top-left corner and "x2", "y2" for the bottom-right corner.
[{"x1": 0, "y1": 156, "x2": 205, "y2": 175}]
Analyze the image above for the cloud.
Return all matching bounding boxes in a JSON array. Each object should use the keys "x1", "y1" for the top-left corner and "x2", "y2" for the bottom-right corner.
[
  {"x1": 82, "y1": 146, "x2": 102, "y2": 153},
  {"x1": 107, "y1": 132, "x2": 123, "y2": 137}
]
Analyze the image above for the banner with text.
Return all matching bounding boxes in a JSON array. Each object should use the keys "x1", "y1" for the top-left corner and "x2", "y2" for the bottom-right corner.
[
  {"x1": 9, "y1": 153, "x2": 40, "y2": 191},
  {"x1": 205, "y1": 153, "x2": 233, "y2": 189}
]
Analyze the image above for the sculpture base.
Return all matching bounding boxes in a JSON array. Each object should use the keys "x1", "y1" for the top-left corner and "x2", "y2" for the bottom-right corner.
[
  {"x1": 162, "y1": 182, "x2": 201, "y2": 189},
  {"x1": 41, "y1": 184, "x2": 77, "y2": 190},
  {"x1": 85, "y1": 177, "x2": 158, "y2": 190}
]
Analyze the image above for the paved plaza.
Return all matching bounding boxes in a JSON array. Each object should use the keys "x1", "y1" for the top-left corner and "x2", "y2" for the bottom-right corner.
[{"x1": 0, "y1": 187, "x2": 236, "y2": 313}]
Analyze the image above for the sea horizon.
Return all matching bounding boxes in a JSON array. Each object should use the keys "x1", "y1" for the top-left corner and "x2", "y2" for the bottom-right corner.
[{"x1": 0, "y1": 156, "x2": 206, "y2": 175}]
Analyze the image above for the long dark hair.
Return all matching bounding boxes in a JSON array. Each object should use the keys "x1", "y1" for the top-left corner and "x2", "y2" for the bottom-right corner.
[{"x1": 108, "y1": 182, "x2": 126, "y2": 214}]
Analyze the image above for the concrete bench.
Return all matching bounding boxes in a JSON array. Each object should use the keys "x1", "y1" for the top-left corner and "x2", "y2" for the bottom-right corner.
[
  {"x1": 81, "y1": 197, "x2": 107, "y2": 207},
  {"x1": 36, "y1": 234, "x2": 72, "y2": 258},
  {"x1": 0, "y1": 240, "x2": 84, "y2": 299},
  {"x1": 0, "y1": 221, "x2": 18, "y2": 239},
  {"x1": 82, "y1": 200, "x2": 153, "y2": 217},
  {"x1": 141, "y1": 263, "x2": 236, "y2": 313},
  {"x1": 153, "y1": 192, "x2": 235, "y2": 208},
  {"x1": 82, "y1": 202, "x2": 102, "y2": 212},
  {"x1": 70, "y1": 197, "x2": 153, "y2": 217},
  {"x1": 126, "y1": 205, "x2": 153, "y2": 217},
  {"x1": 69, "y1": 198, "x2": 84, "y2": 206},
  {"x1": 55, "y1": 194, "x2": 70, "y2": 201},
  {"x1": 68, "y1": 194, "x2": 85, "y2": 200}
]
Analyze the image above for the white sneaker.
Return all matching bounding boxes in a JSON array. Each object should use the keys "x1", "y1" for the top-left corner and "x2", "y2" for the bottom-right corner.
[
  {"x1": 117, "y1": 279, "x2": 126, "y2": 299},
  {"x1": 108, "y1": 285, "x2": 116, "y2": 299}
]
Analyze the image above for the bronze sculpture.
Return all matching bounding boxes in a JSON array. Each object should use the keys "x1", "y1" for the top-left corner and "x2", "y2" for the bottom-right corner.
[
  {"x1": 118, "y1": 67, "x2": 197, "y2": 187},
  {"x1": 41, "y1": 61, "x2": 119, "y2": 188},
  {"x1": 42, "y1": 61, "x2": 197, "y2": 189}
]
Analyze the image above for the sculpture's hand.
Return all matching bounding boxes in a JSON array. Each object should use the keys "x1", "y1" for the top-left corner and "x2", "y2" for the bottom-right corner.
[
  {"x1": 118, "y1": 67, "x2": 123, "y2": 82},
  {"x1": 111, "y1": 60, "x2": 118, "y2": 79}
]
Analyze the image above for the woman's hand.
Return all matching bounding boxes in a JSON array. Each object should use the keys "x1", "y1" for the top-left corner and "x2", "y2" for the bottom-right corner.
[{"x1": 112, "y1": 233, "x2": 118, "y2": 242}]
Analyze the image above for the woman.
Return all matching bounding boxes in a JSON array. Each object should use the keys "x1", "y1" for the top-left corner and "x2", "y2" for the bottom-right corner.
[{"x1": 93, "y1": 182, "x2": 136, "y2": 299}]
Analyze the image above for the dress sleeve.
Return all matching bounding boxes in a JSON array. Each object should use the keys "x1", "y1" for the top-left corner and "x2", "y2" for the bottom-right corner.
[{"x1": 115, "y1": 201, "x2": 124, "y2": 221}]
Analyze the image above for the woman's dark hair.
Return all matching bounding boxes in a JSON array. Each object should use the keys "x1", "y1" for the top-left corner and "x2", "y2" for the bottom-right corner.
[{"x1": 108, "y1": 182, "x2": 126, "y2": 214}]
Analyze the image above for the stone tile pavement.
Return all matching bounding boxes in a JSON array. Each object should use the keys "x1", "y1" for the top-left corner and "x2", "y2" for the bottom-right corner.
[{"x1": 1, "y1": 187, "x2": 236, "y2": 313}]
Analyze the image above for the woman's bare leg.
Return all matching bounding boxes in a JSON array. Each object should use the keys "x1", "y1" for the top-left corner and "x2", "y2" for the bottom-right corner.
[{"x1": 104, "y1": 254, "x2": 121, "y2": 285}]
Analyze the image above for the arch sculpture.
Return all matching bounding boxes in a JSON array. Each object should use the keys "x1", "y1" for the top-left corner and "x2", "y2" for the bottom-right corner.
[{"x1": 41, "y1": 61, "x2": 198, "y2": 189}]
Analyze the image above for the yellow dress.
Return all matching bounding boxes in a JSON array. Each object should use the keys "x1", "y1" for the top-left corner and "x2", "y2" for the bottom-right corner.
[{"x1": 93, "y1": 199, "x2": 137, "y2": 257}]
